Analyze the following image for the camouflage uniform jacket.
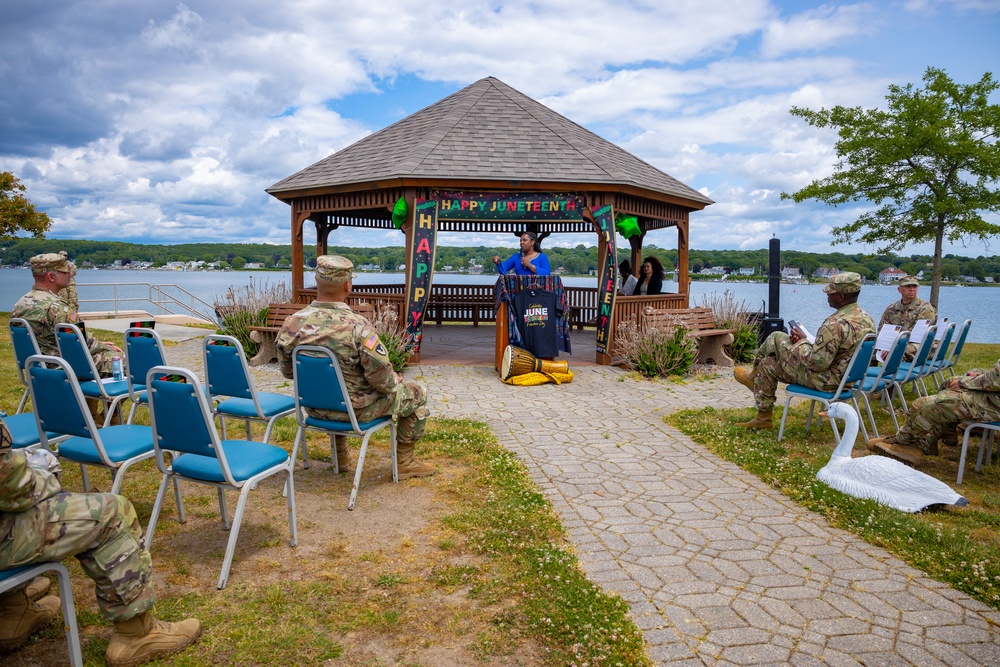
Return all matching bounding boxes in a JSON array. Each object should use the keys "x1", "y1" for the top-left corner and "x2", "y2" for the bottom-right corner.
[
  {"x1": 0, "y1": 448, "x2": 62, "y2": 548},
  {"x1": 878, "y1": 297, "x2": 935, "y2": 332},
  {"x1": 12, "y1": 288, "x2": 80, "y2": 357},
  {"x1": 275, "y1": 301, "x2": 399, "y2": 412},
  {"x1": 786, "y1": 302, "x2": 875, "y2": 385},
  {"x1": 955, "y1": 359, "x2": 1000, "y2": 409}
]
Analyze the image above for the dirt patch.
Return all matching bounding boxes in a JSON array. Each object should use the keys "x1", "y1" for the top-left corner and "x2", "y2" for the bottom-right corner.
[{"x1": 6, "y1": 439, "x2": 546, "y2": 667}]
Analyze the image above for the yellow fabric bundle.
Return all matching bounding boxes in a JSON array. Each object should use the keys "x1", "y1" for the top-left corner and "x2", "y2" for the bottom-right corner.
[{"x1": 501, "y1": 370, "x2": 574, "y2": 386}]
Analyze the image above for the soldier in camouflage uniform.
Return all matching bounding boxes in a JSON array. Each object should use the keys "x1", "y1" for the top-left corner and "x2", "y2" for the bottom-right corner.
[
  {"x1": 878, "y1": 275, "x2": 935, "y2": 361},
  {"x1": 0, "y1": 417, "x2": 201, "y2": 666},
  {"x1": 867, "y1": 361, "x2": 1000, "y2": 464},
  {"x1": 275, "y1": 255, "x2": 435, "y2": 479},
  {"x1": 12, "y1": 252, "x2": 122, "y2": 424},
  {"x1": 733, "y1": 272, "x2": 876, "y2": 429}
]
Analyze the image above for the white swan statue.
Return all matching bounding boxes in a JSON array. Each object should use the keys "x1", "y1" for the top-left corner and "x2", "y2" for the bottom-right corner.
[{"x1": 817, "y1": 402, "x2": 968, "y2": 513}]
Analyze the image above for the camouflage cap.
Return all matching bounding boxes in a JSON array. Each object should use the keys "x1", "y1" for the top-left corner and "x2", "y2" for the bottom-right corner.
[
  {"x1": 29, "y1": 252, "x2": 74, "y2": 274},
  {"x1": 315, "y1": 255, "x2": 354, "y2": 284},
  {"x1": 823, "y1": 271, "x2": 863, "y2": 294},
  {"x1": 898, "y1": 275, "x2": 919, "y2": 287}
]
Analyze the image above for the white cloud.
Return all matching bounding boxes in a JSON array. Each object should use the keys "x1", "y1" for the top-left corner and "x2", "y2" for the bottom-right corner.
[{"x1": 0, "y1": 0, "x2": 996, "y2": 259}]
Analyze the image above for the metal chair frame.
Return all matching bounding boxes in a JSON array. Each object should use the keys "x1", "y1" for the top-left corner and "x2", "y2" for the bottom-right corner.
[
  {"x1": 957, "y1": 421, "x2": 1000, "y2": 485},
  {"x1": 291, "y1": 346, "x2": 397, "y2": 511},
  {"x1": 123, "y1": 327, "x2": 169, "y2": 424},
  {"x1": 202, "y1": 335, "x2": 295, "y2": 444},
  {"x1": 777, "y1": 334, "x2": 876, "y2": 443},
  {"x1": 26, "y1": 354, "x2": 154, "y2": 494},
  {"x1": 0, "y1": 562, "x2": 82, "y2": 666},
  {"x1": 55, "y1": 322, "x2": 129, "y2": 427},
  {"x1": 853, "y1": 330, "x2": 910, "y2": 440},
  {"x1": 144, "y1": 365, "x2": 298, "y2": 589},
  {"x1": 8, "y1": 318, "x2": 41, "y2": 414},
  {"x1": 888, "y1": 324, "x2": 937, "y2": 415}
]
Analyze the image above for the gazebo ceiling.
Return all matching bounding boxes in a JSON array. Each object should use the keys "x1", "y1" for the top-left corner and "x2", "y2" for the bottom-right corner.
[{"x1": 267, "y1": 76, "x2": 713, "y2": 211}]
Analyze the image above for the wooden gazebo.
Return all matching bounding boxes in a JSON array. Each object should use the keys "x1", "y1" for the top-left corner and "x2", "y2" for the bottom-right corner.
[{"x1": 266, "y1": 77, "x2": 713, "y2": 364}]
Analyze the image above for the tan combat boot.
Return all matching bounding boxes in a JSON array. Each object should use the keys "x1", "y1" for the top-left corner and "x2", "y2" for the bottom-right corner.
[
  {"x1": 86, "y1": 397, "x2": 103, "y2": 424},
  {"x1": 0, "y1": 588, "x2": 60, "y2": 653},
  {"x1": 106, "y1": 611, "x2": 202, "y2": 667},
  {"x1": 333, "y1": 436, "x2": 355, "y2": 475},
  {"x1": 24, "y1": 576, "x2": 51, "y2": 602},
  {"x1": 867, "y1": 437, "x2": 922, "y2": 466},
  {"x1": 735, "y1": 410, "x2": 773, "y2": 429},
  {"x1": 733, "y1": 366, "x2": 755, "y2": 392},
  {"x1": 396, "y1": 442, "x2": 435, "y2": 480}
]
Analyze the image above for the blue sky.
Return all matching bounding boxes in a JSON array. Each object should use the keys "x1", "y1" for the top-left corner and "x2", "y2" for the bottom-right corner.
[{"x1": 1, "y1": 0, "x2": 998, "y2": 256}]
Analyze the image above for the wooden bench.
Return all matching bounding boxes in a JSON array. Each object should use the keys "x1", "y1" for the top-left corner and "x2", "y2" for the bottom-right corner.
[
  {"x1": 641, "y1": 306, "x2": 736, "y2": 367},
  {"x1": 247, "y1": 301, "x2": 375, "y2": 367}
]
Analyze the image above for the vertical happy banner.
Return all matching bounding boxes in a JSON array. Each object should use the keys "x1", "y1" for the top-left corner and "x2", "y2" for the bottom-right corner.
[
  {"x1": 592, "y1": 205, "x2": 617, "y2": 355},
  {"x1": 406, "y1": 199, "x2": 438, "y2": 351}
]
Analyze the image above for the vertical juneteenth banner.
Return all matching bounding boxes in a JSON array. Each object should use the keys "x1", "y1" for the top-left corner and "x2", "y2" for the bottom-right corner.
[
  {"x1": 592, "y1": 205, "x2": 617, "y2": 355},
  {"x1": 406, "y1": 199, "x2": 438, "y2": 351}
]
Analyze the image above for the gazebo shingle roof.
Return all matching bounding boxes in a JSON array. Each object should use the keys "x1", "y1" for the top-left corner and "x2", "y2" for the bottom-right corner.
[{"x1": 268, "y1": 76, "x2": 713, "y2": 207}]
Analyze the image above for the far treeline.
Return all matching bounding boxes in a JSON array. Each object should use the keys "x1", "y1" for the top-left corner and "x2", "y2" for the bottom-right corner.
[{"x1": 1, "y1": 237, "x2": 998, "y2": 282}]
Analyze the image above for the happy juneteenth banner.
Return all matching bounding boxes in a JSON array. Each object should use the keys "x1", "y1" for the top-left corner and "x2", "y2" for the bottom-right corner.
[
  {"x1": 406, "y1": 199, "x2": 438, "y2": 351},
  {"x1": 592, "y1": 205, "x2": 617, "y2": 355},
  {"x1": 434, "y1": 191, "x2": 586, "y2": 222}
]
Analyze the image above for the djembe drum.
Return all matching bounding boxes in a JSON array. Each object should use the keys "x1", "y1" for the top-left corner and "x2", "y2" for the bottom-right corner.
[{"x1": 500, "y1": 345, "x2": 568, "y2": 380}]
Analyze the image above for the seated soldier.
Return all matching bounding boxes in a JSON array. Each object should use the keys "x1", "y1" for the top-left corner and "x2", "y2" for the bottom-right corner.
[
  {"x1": 733, "y1": 272, "x2": 876, "y2": 429},
  {"x1": 868, "y1": 360, "x2": 1000, "y2": 464},
  {"x1": 275, "y1": 255, "x2": 435, "y2": 479},
  {"x1": 12, "y1": 252, "x2": 123, "y2": 424},
  {"x1": 0, "y1": 417, "x2": 201, "y2": 666}
]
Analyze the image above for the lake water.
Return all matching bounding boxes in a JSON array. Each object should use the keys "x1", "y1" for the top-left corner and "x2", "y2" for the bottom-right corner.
[{"x1": 2, "y1": 267, "x2": 999, "y2": 343}]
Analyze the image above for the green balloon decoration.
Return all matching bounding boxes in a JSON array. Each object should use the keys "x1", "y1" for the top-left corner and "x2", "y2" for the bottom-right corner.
[
  {"x1": 615, "y1": 214, "x2": 640, "y2": 239},
  {"x1": 392, "y1": 197, "x2": 408, "y2": 229}
]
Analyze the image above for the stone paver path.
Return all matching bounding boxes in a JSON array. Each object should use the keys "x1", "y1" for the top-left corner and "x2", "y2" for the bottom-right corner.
[{"x1": 167, "y1": 338, "x2": 1000, "y2": 666}]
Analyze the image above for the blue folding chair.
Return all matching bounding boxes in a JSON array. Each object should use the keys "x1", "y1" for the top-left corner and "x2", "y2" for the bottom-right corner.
[
  {"x1": 911, "y1": 321, "x2": 956, "y2": 396},
  {"x1": 26, "y1": 355, "x2": 155, "y2": 495},
  {"x1": 9, "y1": 318, "x2": 41, "y2": 414},
  {"x1": 0, "y1": 563, "x2": 82, "y2": 667},
  {"x1": 0, "y1": 412, "x2": 67, "y2": 452},
  {"x1": 957, "y1": 422, "x2": 1000, "y2": 485},
  {"x1": 144, "y1": 366, "x2": 298, "y2": 589},
  {"x1": 291, "y1": 346, "x2": 397, "y2": 511},
  {"x1": 202, "y1": 335, "x2": 295, "y2": 444},
  {"x1": 930, "y1": 319, "x2": 971, "y2": 385},
  {"x1": 889, "y1": 324, "x2": 937, "y2": 415},
  {"x1": 854, "y1": 330, "x2": 910, "y2": 440},
  {"x1": 55, "y1": 322, "x2": 129, "y2": 427},
  {"x1": 777, "y1": 334, "x2": 876, "y2": 443},
  {"x1": 123, "y1": 327, "x2": 169, "y2": 424}
]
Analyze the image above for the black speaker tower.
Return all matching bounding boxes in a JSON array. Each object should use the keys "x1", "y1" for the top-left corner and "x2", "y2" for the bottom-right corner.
[{"x1": 760, "y1": 237, "x2": 784, "y2": 345}]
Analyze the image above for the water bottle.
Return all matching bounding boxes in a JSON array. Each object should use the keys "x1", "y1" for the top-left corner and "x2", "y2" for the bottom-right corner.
[{"x1": 112, "y1": 356, "x2": 124, "y2": 382}]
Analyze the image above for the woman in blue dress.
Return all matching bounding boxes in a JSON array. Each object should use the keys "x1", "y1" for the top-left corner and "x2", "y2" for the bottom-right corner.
[{"x1": 492, "y1": 231, "x2": 550, "y2": 276}]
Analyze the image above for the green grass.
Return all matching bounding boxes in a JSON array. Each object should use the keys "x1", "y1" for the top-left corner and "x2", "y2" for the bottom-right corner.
[
  {"x1": 1, "y1": 312, "x2": 649, "y2": 666},
  {"x1": 668, "y1": 342, "x2": 1000, "y2": 610}
]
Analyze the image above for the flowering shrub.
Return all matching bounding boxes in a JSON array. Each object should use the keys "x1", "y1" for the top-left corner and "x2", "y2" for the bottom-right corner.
[
  {"x1": 700, "y1": 289, "x2": 758, "y2": 363},
  {"x1": 213, "y1": 277, "x2": 291, "y2": 356},
  {"x1": 615, "y1": 319, "x2": 698, "y2": 377},
  {"x1": 370, "y1": 307, "x2": 412, "y2": 373}
]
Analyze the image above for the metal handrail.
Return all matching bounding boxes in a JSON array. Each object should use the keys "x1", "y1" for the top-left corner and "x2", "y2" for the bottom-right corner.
[{"x1": 75, "y1": 282, "x2": 217, "y2": 324}]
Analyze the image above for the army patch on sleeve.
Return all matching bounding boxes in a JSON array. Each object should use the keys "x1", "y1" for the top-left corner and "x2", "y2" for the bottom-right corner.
[
  {"x1": 364, "y1": 332, "x2": 380, "y2": 350},
  {"x1": 375, "y1": 341, "x2": 388, "y2": 356}
]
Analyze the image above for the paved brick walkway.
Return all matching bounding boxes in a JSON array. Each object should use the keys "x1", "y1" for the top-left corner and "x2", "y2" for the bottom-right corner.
[{"x1": 167, "y1": 338, "x2": 1000, "y2": 666}]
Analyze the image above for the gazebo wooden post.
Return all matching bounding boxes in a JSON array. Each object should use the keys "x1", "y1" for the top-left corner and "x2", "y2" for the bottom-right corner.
[
  {"x1": 290, "y1": 206, "x2": 311, "y2": 301},
  {"x1": 677, "y1": 219, "x2": 690, "y2": 306},
  {"x1": 630, "y1": 232, "x2": 644, "y2": 279}
]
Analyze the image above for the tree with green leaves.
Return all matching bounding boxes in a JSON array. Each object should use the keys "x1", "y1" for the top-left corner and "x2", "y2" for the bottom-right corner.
[
  {"x1": 782, "y1": 67, "x2": 1000, "y2": 307},
  {"x1": 1, "y1": 171, "x2": 52, "y2": 238}
]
